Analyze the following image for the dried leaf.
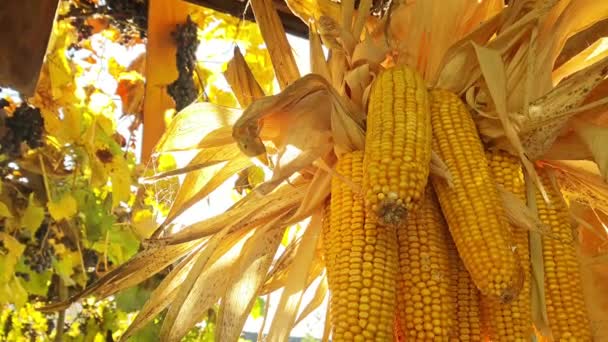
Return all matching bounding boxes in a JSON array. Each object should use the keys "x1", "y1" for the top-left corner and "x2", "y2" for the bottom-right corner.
[
  {"x1": 216, "y1": 215, "x2": 287, "y2": 342},
  {"x1": 161, "y1": 229, "x2": 248, "y2": 341},
  {"x1": 522, "y1": 55, "x2": 608, "y2": 158},
  {"x1": 155, "y1": 102, "x2": 241, "y2": 153},
  {"x1": 41, "y1": 242, "x2": 199, "y2": 312},
  {"x1": 290, "y1": 168, "x2": 332, "y2": 222},
  {"x1": 250, "y1": 0, "x2": 300, "y2": 89},
  {"x1": 161, "y1": 152, "x2": 252, "y2": 229},
  {"x1": 472, "y1": 42, "x2": 547, "y2": 201},
  {"x1": 153, "y1": 182, "x2": 307, "y2": 245},
  {"x1": 309, "y1": 23, "x2": 331, "y2": 81},
  {"x1": 294, "y1": 275, "x2": 328, "y2": 326},
  {"x1": 284, "y1": 0, "x2": 341, "y2": 27},
  {"x1": 498, "y1": 185, "x2": 548, "y2": 235},
  {"x1": 573, "y1": 119, "x2": 608, "y2": 181},
  {"x1": 224, "y1": 47, "x2": 266, "y2": 108},
  {"x1": 267, "y1": 210, "x2": 322, "y2": 341},
  {"x1": 120, "y1": 252, "x2": 199, "y2": 341}
]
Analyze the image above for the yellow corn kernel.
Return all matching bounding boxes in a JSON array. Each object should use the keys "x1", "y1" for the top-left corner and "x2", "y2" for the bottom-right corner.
[
  {"x1": 429, "y1": 89, "x2": 523, "y2": 302},
  {"x1": 448, "y1": 234, "x2": 482, "y2": 342},
  {"x1": 396, "y1": 186, "x2": 454, "y2": 341},
  {"x1": 363, "y1": 65, "x2": 431, "y2": 225},
  {"x1": 325, "y1": 151, "x2": 399, "y2": 341},
  {"x1": 481, "y1": 150, "x2": 532, "y2": 341},
  {"x1": 535, "y1": 167, "x2": 592, "y2": 340}
]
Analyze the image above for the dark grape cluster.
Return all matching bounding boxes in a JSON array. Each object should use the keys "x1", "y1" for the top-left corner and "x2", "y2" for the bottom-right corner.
[
  {"x1": 167, "y1": 16, "x2": 199, "y2": 111},
  {"x1": 0, "y1": 103, "x2": 44, "y2": 158},
  {"x1": 22, "y1": 223, "x2": 55, "y2": 273},
  {"x1": 23, "y1": 244, "x2": 54, "y2": 273},
  {"x1": 58, "y1": 0, "x2": 148, "y2": 43},
  {"x1": 83, "y1": 248, "x2": 99, "y2": 269}
]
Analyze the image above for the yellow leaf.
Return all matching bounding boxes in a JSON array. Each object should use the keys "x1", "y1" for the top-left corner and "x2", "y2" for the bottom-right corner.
[
  {"x1": 48, "y1": 194, "x2": 78, "y2": 221},
  {"x1": 21, "y1": 194, "x2": 45, "y2": 234},
  {"x1": 132, "y1": 209, "x2": 157, "y2": 239},
  {"x1": 108, "y1": 57, "x2": 126, "y2": 79},
  {"x1": 0, "y1": 201, "x2": 12, "y2": 218},
  {"x1": 0, "y1": 276, "x2": 28, "y2": 308},
  {"x1": 110, "y1": 157, "x2": 132, "y2": 208},
  {"x1": 0, "y1": 233, "x2": 25, "y2": 282}
]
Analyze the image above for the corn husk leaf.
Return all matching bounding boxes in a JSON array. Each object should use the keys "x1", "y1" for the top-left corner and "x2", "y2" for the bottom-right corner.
[
  {"x1": 284, "y1": 0, "x2": 340, "y2": 27},
  {"x1": 572, "y1": 119, "x2": 608, "y2": 181},
  {"x1": 390, "y1": 0, "x2": 503, "y2": 81},
  {"x1": 120, "y1": 251, "x2": 199, "y2": 341},
  {"x1": 216, "y1": 214, "x2": 287, "y2": 342},
  {"x1": 545, "y1": 160, "x2": 608, "y2": 215},
  {"x1": 499, "y1": 185, "x2": 548, "y2": 235},
  {"x1": 155, "y1": 102, "x2": 241, "y2": 153},
  {"x1": 154, "y1": 182, "x2": 307, "y2": 245},
  {"x1": 294, "y1": 274, "x2": 328, "y2": 326},
  {"x1": 224, "y1": 46, "x2": 266, "y2": 108},
  {"x1": 250, "y1": 0, "x2": 300, "y2": 89},
  {"x1": 159, "y1": 148, "x2": 252, "y2": 229},
  {"x1": 472, "y1": 42, "x2": 548, "y2": 200},
  {"x1": 267, "y1": 210, "x2": 322, "y2": 341},
  {"x1": 143, "y1": 144, "x2": 242, "y2": 182},
  {"x1": 41, "y1": 242, "x2": 199, "y2": 312},
  {"x1": 309, "y1": 23, "x2": 331, "y2": 82},
  {"x1": 160, "y1": 228, "x2": 249, "y2": 341},
  {"x1": 290, "y1": 168, "x2": 332, "y2": 222},
  {"x1": 521, "y1": 55, "x2": 608, "y2": 158}
]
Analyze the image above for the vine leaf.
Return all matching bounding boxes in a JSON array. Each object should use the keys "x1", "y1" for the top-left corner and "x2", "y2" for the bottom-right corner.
[
  {"x1": 21, "y1": 194, "x2": 45, "y2": 234},
  {"x1": 48, "y1": 194, "x2": 78, "y2": 221}
]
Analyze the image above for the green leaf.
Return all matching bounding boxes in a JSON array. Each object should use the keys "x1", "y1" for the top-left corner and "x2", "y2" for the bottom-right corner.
[
  {"x1": 0, "y1": 276, "x2": 28, "y2": 307},
  {"x1": 115, "y1": 286, "x2": 152, "y2": 312},
  {"x1": 21, "y1": 193, "x2": 44, "y2": 234},
  {"x1": 53, "y1": 253, "x2": 76, "y2": 286},
  {"x1": 15, "y1": 261, "x2": 52, "y2": 296},
  {"x1": 250, "y1": 297, "x2": 265, "y2": 320},
  {"x1": 126, "y1": 320, "x2": 161, "y2": 342}
]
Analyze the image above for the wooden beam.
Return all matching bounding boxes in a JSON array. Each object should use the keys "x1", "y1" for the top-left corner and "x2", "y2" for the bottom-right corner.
[
  {"x1": 0, "y1": 0, "x2": 59, "y2": 95},
  {"x1": 142, "y1": 0, "x2": 201, "y2": 162},
  {"x1": 183, "y1": 0, "x2": 309, "y2": 38}
]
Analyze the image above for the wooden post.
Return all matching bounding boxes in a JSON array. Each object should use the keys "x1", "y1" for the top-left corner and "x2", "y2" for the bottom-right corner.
[{"x1": 142, "y1": 0, "x2": 200, "y2": 162}]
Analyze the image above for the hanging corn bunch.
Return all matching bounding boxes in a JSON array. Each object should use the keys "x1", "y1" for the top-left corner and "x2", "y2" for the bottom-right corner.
[{"x1": 40, "y1": 0, "x2": 608, "y2": 341}]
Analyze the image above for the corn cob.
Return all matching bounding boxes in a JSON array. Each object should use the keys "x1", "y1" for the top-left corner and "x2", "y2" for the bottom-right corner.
[
  {"x1": 363, "y1": 65, "x2": 432, "y2": 225},
  {"x1": 325, "y1": 151, "x2": 399, "y2": 341},
  {"x1": 534, "y1": 167, "x2": 592, "y2": 341},
  {"x1": 396, "y1": 186, "x2": 454, "y2": 341},
  {"x1": 481, "y1": 151, "x2": 532, "y2": 341},
  {"x1": 429, "y1": 89, "x2": 523, "y2": 302},
  {"x1": 448, "y1": 234, "x2": 482, "y2": 342}
]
